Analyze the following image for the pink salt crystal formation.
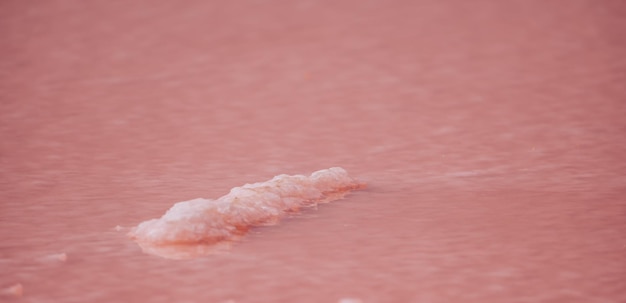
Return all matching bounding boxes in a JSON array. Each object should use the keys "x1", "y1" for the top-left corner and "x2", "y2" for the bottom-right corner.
[{"x1": 128, "y1": 167, "x2": 365, "y2": 246}]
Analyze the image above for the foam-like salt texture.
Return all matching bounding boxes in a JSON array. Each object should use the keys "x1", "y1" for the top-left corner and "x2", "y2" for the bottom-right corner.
[{"x1": 128, "y1": 167, "x2": 365, "y2": 246}]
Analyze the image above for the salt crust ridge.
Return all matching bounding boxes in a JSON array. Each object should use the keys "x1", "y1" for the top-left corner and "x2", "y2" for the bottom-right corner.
[{"x1": 128, "y1": 167, "x2": 365, "y2": 245}]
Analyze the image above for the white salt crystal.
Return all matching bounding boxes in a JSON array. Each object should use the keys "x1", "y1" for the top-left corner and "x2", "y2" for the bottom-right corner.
[{"x1": 128, "y1": 167, "x2": 364, "y2": 246}]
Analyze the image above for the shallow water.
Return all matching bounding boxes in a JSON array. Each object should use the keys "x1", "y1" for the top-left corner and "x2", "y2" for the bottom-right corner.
[{"x1": 1, "y1": 0, "x2": 625, "y2": 302}]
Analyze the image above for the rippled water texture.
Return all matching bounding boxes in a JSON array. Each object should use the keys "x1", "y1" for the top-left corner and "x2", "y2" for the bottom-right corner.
[{"x1": 1, "y1": 1, "x2": 625, "y2": 302}]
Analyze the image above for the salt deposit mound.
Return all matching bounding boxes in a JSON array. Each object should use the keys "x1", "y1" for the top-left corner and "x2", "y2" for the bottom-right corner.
[{"x1": 128, "y1": 167, "x2": 365, "y2": 246}]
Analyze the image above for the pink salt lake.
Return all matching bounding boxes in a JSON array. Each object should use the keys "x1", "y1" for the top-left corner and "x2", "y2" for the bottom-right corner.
[{"x1": 1, "y1": 1, "x2": 625, "y2": 302}]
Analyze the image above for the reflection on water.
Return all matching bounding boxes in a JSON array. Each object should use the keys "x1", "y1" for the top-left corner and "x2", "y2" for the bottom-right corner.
[{"x1": 135, "y1": 241, "x2": 234, "y2": 260}]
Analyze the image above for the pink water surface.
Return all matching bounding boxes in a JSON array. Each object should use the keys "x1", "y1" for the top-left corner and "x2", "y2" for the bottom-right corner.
[{"x1": 1, "y1": 1, "x2": 625, "y2": 302}]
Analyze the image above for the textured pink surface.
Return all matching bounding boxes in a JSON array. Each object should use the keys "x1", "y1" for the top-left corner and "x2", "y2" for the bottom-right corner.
[{"x1": 1, "y1": 1, "x2": 625, "y2": 302}]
